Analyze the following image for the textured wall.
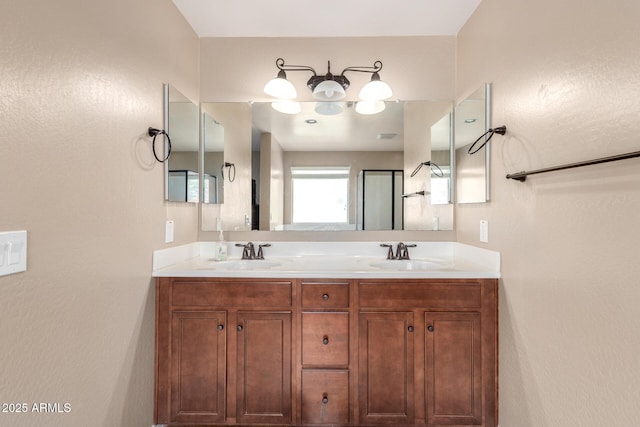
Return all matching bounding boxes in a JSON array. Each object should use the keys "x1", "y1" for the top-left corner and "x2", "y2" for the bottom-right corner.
[
  {"x1": 0, "y1": 0, "x2": 199, "y2": 426},
  {"x1": 456, "y1": 0, "x2": 640, "y2": 425}
]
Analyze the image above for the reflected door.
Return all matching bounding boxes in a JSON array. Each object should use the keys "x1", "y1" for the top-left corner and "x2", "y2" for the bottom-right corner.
[{"x1": 357, "y1": 170, "x2": 403, "y2": 230}]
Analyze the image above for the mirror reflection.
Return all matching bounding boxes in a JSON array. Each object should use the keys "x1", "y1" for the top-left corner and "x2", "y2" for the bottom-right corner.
[
  {"x1": 455, "y1": 84, "x2": 490, "y2": 203},
  {"x1": 250, "y1": 100, "x2": 453, "y2": 231},
  {"x1": 165, "y1": 85, "x2": 200, "y2": 203},
  {"x1": 201, "y1": 110, "x2": 225, "y2": 203},
  {"x1": 430, "y1": 113, "x2": 453, "y2": 205}
]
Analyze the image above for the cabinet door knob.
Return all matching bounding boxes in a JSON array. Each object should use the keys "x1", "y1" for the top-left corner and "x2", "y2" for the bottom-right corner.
[
  {"x1": 427, "y1": 325, "x2": 434, "y2": 332},
  {"x1": 322, "y1": 293, "x2": 330, "y2": 301},
  {"x1": 322, "y1": 335, "x2": 329, "y2": 345},
  {"x1": 217, "y1": 324, "x2": 224, "y2": 331},
  {"x1": 408, "y1": 325, "x2": 414, "y2": 332},
  {"x1": 237, "y1": 325, "x2": 243, "y2": 332},
  {"x1": 322, "y1": 393, "x2": 329, "y2": 404}
]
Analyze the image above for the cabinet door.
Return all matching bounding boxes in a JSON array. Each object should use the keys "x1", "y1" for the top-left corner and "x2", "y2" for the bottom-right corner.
[
  {"x1": 425, "y1": 312, "x2": 482, "y2": 425},
  {"x1": 236, "y1": 311, "x2": 292, "y2": 424},
  {"x1": 170, "y1": 310, "x2": 226, "y2": 423},
  {"x1": 358, "y1": 311, "x2": 414, "y2": 425}
]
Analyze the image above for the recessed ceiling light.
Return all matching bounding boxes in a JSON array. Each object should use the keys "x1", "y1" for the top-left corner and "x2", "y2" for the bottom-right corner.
[{"x1": 305, "y1": 119, "x2": 318, "y2": 124}]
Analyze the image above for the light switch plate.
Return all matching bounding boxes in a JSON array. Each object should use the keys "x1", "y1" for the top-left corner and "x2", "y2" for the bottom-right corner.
[{"x1": 0, "y1": 230, "x2": 27, "y2": 276}]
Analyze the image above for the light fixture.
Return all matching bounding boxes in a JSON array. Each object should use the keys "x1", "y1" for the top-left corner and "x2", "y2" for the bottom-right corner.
[
  {"x1": 265, "y1": 58, "x2": 393, "y2": 114},
  {"x1": 264, "y1": 69, "x2": 297, "y2": 99}
]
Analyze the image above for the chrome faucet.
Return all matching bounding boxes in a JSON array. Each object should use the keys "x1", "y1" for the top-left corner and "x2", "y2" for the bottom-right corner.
[
  {"x1": 235, "y1": 242, "x2": 271, "y2": 260},
  {"x1": 380, "y1": 242, "x2": 417, "y2": 260}
]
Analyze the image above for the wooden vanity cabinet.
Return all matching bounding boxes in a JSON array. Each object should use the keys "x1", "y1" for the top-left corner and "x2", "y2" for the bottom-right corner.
[
  {"x1": 155, "y1": 278, "x2": 293, "y2": 425},
  {"x1": 357, "y1": 279, "x2": 498, "y2": 427},
  {"x1": 155, "y1": 276, "x2": 497, "y2": 427},
  {"x1": 299, "y1": 280, "x2": 351, "y2": 426}
]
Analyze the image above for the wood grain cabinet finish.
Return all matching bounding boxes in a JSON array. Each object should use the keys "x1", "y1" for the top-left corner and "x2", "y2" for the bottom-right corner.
[
  {"x1": 358, "y1": 311, "x2": 415, "y2": 425},
  {"x1": 170, "y1": 310, "x2": 226, "y2": 423},
  {"x1": 301, "y1": 370, "x2": 349, "y2": 425},
  {"x1": 302, "y1": 312, "x2": 349, "y2": 368},
  {"x1": 155, "y1": 277, "x2": 498, "y2": 427},
  {"x1": 236, "y1": 311, "x2": 292, "y2": 424}
]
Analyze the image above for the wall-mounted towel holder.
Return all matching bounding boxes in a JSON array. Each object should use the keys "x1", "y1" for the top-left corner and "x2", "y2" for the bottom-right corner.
[
  {"x1": 148, "y1": 127, "x2": 171, "y2": 162},
  {"x1": 506, "y1": 149, "x2": 640, "y2": 182}
]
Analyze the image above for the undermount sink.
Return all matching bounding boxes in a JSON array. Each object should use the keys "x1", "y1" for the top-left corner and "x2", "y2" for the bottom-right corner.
[
  {"x1": 213, "y1": 260, "x2": 281, "y2": 270},
  {"x1": 369, "y1": 259, "x2": 443, "y2": 271}
]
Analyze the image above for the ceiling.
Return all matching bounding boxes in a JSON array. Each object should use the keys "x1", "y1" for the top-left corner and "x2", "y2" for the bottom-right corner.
[{"x1": 171, "y1": 0, "x2": 482, "y2": 38}]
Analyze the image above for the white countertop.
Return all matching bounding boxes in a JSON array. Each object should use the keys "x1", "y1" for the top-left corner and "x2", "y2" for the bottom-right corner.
[{"x1": 152, "y1": 241, "x2": 501, "y2": 279}]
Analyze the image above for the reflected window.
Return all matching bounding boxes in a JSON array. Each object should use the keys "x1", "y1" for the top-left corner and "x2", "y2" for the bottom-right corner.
[
  {"x1": 430, "y1": 166, "x2": 451, "y2": 205},
  {"x1": 291, "y1": 167, "x2": 349, "y2": 223}
]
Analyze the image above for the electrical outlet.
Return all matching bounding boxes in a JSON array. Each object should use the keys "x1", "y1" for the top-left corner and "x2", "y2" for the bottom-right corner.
[{"x1": 480, "y1": 220, "x2": 489, "y2": 243}]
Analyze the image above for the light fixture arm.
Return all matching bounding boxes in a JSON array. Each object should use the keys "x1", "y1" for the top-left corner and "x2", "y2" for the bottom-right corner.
[
  {"x1": 340, "y1": 60, "x2": 383, "y2": 77},
  {"x1": 274, "y1": 57, "x2": 317, "y2": 77}
]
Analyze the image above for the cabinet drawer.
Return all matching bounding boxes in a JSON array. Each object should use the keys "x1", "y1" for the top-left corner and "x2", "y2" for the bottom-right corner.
[
  {"x1": 301, "y1": 282, "x2": 349, "y2": 308},
  {"x1": 302, "y1": 370, "x2": 349, "y2": 425},
  {"x1": 359, "y1": 281, "x2": 481, "y2": 309},
  {"x1": 171, "y1": 280, "x2": 292, "y2": 307},
  {"x1": 302, "y1": 313, "x2": 349, "y2": 367}
]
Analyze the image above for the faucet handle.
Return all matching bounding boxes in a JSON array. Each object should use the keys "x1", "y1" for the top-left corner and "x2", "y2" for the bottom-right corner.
[
  {"x1": 400, "y1": 243, "x2": 417, "y2": 260},
  {"x1": 380, "y1": 243, "x2": 395, "y2": 260},
  {"x1": 257, "y1": 243, "x2": 271, "y2": 259}
]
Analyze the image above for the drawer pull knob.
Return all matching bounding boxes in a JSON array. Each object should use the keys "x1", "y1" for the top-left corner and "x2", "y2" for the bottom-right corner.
[
  {"x1": 237, "y1": 325, "x2": 243, "y2": 332},
  {"x1": 427, "y1": 325, "x2": 434, "y2": 332},
  {"x1": 322, "y1": 293, "x2": 330, "y2": 301},
  {"x1": 217, "y1": 324, "x2": 224, "y2": 331},
  {"x1": 408, "y1": 325, "x2": 414, "y2": 332},
  {"x1": 322, "y1": 335, "x2": 329, "y2": 345},
  {"x1": 322, "y1": 393, "x2": 329, "y2": 404}
]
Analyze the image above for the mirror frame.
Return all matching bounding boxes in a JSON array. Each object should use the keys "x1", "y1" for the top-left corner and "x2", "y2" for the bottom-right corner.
[{"x1": 485, "y1": 82, "x2": 491, "y2": 201}]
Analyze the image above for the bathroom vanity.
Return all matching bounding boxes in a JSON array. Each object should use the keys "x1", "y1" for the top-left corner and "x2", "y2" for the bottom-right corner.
[{"x1": 153, "y1": 242, "x2": 499, "y2": 427}]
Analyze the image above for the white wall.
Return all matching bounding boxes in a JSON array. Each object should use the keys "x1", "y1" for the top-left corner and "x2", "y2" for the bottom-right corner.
[
  {"x1": 456, "y1": 0, "x2": 640, "y2": 425},
  {"x1": 0, "y1": 0, "x2": 199, "y2": 426}
]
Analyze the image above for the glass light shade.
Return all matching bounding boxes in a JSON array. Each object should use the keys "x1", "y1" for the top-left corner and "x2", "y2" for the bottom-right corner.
[
  {"x1": 355, "y1": 100, "x2": 386, "y2": 115},
  {"x1": 359, "y1": 79, "x2": 393, "y2": 101},
  {"x1": 264, "y1": 77, "x2": 297, "y2": 99},
  {"x1": 271, "y1": 100, "x2": 301, "y2": 114},
  {"x1": 312, "y1": 80, "x2": 346, "y2": 101},
  {"x1": 314, "y1": 102, "x2": 343, "y2": 116}
]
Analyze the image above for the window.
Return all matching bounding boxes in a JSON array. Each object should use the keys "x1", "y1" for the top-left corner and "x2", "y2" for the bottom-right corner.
[{"x1": 291, "y1": 167, "x2": 349, "y2": 223}]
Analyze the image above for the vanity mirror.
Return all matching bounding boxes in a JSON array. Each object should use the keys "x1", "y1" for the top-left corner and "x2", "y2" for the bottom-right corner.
[
  {"x1": 454, "y1": 83, "x2": 491, "y2": 203},
  {"x1": 198, "y1": 100, "x2": 453, "y2": 232},
  {"x1": 250, "y1": 100, "x2": 454, "y2": 231},
  {"x1": 164, "y1": 84, "x2": 200, "y2": 203}
]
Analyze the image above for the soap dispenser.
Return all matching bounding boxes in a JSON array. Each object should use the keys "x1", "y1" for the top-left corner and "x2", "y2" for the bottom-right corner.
[{"x1": 217, "y1": 229, "x2": 227, "y2": 261}]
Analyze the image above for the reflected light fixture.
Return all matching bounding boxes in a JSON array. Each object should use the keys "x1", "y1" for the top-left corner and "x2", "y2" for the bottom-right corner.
[
  {"x1": 355, "y1": 100, "x2": 386, "y2": 115},
  {"x1": 271, "y1": 100, "x2": 301, "y2": 115},
  {"x1": 314, "y1": 102, "x2": 343, "y2": 116},
  {"x1": 265, "y1": 58, "x2": 393, "y2": 114}
]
